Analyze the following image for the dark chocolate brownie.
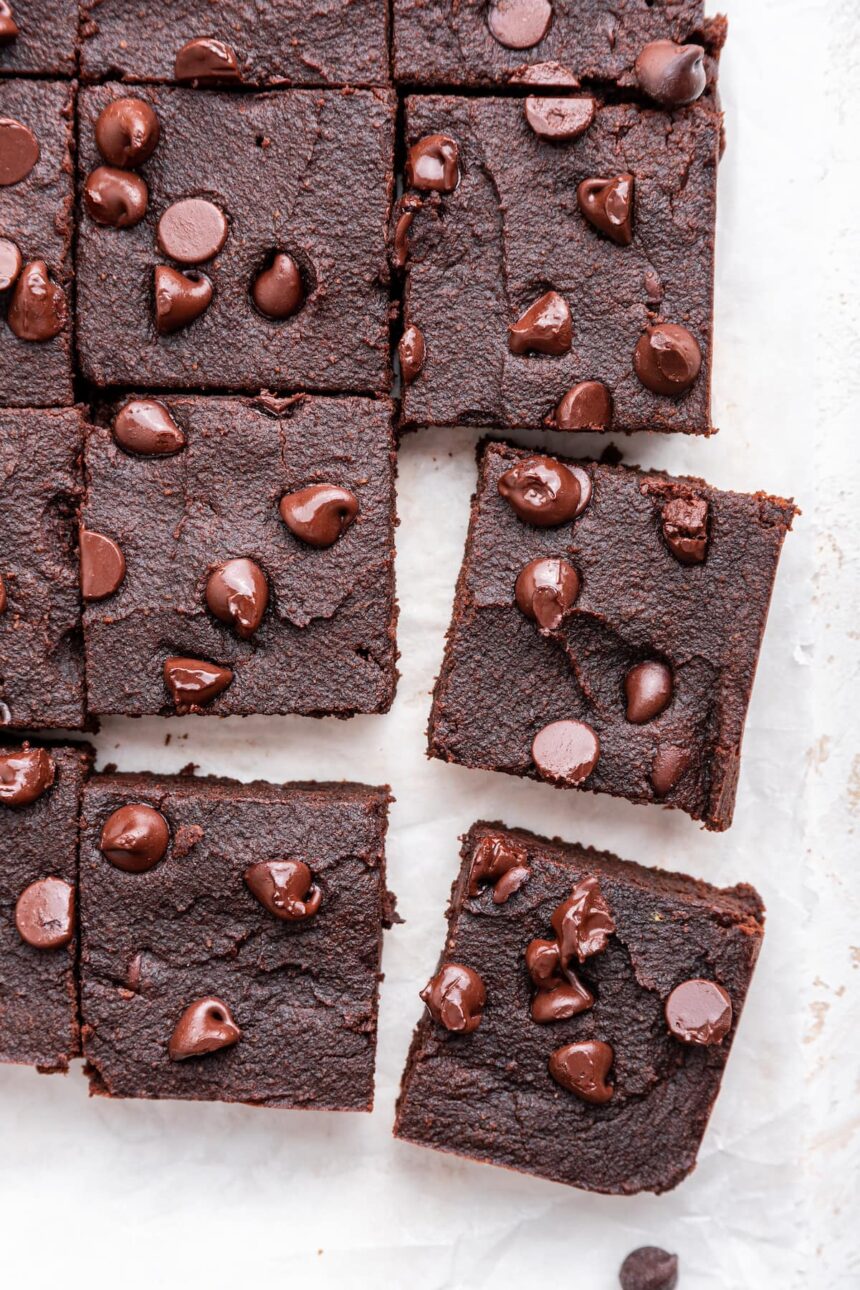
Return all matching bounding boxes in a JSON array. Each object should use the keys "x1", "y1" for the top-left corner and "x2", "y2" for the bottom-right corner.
[
  {"x1": 394, "y1": 821, "x2": 764, "y2": 1194},
  {"x1": 79, "y1": 0, "x2": 389, "y2": 87},
  {"x1": 428, "y1": 440, "x2": 795, "y2": 831},
  {"x1": 0, "y1": 406, "x2": 85, "y2": 730},
  {"x1": 0, "y1": 1, "x2": 77, "y2": 77},
  {"x1": 80, "y1": 772, "x2": 394, "y2": 1109},
  {"x1": 82, "y1": 394, "x2": 398, "y2": 717},
  {"x1": 0, "y1": 79, "x2": 75, "y2": 407},
  {"x1": 0, "y1": 739, "x2": 92, "y2": 1072},
  {"x1": 75, "y1": 84, "x2": 394, "y2": 395},
  {"x1": 398, "y1": 92, "x2": 720, "y2": 434}
]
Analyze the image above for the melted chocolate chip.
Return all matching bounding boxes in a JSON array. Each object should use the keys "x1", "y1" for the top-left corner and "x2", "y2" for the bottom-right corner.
[
  {"x1": 468, "y1": 834, "x2": 531, "y2": 904},
  {"x1": 634, "y1": 323, "x2": 702, "y2": 396},
  {"x1": 154, "y1": 265, "x2": 212, "y2": 334},
  {"x1": 515, "y1": 556, "x2": 580, "y2": 630},
  {"x1": 624, "y1": 660, "x2": 673, "y2": 724},
  {"x1": 531, "y1": 978, "x2": 594, "y2": 1024},
  {"x1": 661, "y1": 493, "x2": 709, "y2": 563},
  {"x1": 577, "y1": 174, "x2": 634, "y2": 246},
  {"x1": 487, "y1": 0, "x2": 552, "y2": 49},
  {"x1": 392, "y1": 196, "x2": 421, "y2": 270},
  {"x1": 174, "y1": 38, "x2": 242, "y2": 85},
  {"x1": 0, "y1": 117, "x2": 39, "y2": 186},
  {"x1": 0, "y1": 746, "x2": 55, "y2": 807},
  {"x1": 169, "y1": 997, "x2": 241, "y2": 1060},
  {"x1": 620, "y1": 1247, "x2": 679, "y2": 1290},
  {"x1": 157, "y1": 198, "x2": 228, "y2": 265},
  {"x1": 651, "y1": 745, "x2": 691, "y2": 796},
  {"x1": 163, "y1": 657, "x2": 233, "y2": 708},
  {"x1": 421, "y1": 963, "x2": 486, "y2": 1033},
  {"x1": 399, "y1": 324, "x2": 425, "y2": 384},
  {"x1": 548, "y1": 1039, "x2": 614, "y2": 1104},
  {"x1": 95, "y1": 98, "x2": 160, "y2": 168},
  {"x1": 405, "y1": 134, "x2": 460, "y2": 194},
  {"x1": 0, "y1": 237, "x2": 22, "y2": 291},
  {"x1": 551, "y1": 876, "x2": 615, "y2": 964},
  {"x1": 508, "y1": 290, "x2": 572, "y2": 355},
  {"x1": 279, "y1": 484, "x2": 359, "y2": 548},
  {"x1": 14, "y1": 877, "x2": 74, "y2": 950},
  {"x1": 100, "y1": 803, "x2": 169, "y2": 872},
  {"x1": 0, "y1": 573, "x2": 6, "y2": 614},
  {"x1": 83, "y1": 166, "x2": 148, "y2": 228},
  {"x1": 665, "y1": 979, "x2": 732, "y2": 1045},
  {"x1": 6, "y1": 260, "x2": 66, "y2": 341},
  {"x1": 551, "y1": 380, "x2": 613, "y2": 431},
  {"x1": 244, "y1": 859, "x2": 322, "y2": 921},
  {"x1": 525, "y1": 937, "x2": 562, "y2": 989},
  {"x1": 252, "y1": 252, "x2": 305, "y2": 320},
  {"x1": 205, "y1": 558, "x2": 269, "y2": 639},
  {"x1": 0, "y1": 1, "x2": 19, "y2": 43},
  {"x1": 532, "y1": 719, "x2": 600, "y2": 785},
  {"x1": 635, "y1": 40, "x2": 707, "y2": 107},
  {"x1": 79, "y1": 528, "x2": 127, "y2": 601},
  {"x1": 498, "y1": 456, "x2": 580, "y2": 526},
  {"x1": 524, "y1": 96, "x2": 595, "y2": 141},
  {"x1": 113, "y1": 399, "x2": 186, "y2": 456}
]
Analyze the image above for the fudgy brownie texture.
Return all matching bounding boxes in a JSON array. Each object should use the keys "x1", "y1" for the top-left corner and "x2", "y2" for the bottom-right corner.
[
  {"x1": 80, "y1": 772, "x2": 393, "y2": 1108},
  {"x1": 76, "y1": 84, "x2": 394, "y2": 394},
  {"x1": 0, "y1": 79, "x2": 75, "y2": 406},
  {"x1": 0, "y1": 1, "x2": 77, "y2": 77},
  {"x1": 428, "y1": 441, "x2": 795, "y2": 830},
  {"x1": 394, "y1": 821, "x2": 764, "y2": 1194},
  {"x1": 79, "y1": 0, "x2": 389, "y2": 87},
  {"x1": 398, "y1": 93, "x2": 720, "y2": 434},
  {"x1": 0, "y1": 740, "x2": 92, "y2": 1072},
  {"x1": 82, "y1": 394, "x2": 397, "y2": 717},
  {"x1": 0, "y1": 407, "x2": 85, "y2": 730}
]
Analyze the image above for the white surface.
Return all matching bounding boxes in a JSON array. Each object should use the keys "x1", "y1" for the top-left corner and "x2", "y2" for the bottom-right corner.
[{"x1": 1, "y1": 1, "x2": 858, "y2": 1285}]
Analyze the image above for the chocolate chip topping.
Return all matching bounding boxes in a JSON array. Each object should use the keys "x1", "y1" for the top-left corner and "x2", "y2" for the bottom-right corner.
[
  {"x1": 392, "y1": 196, "x2": 421, "y2": 270},
  {"x1": 244, "y1": 859, "x2": 322, "y2": 921},
  {"x1": 620, "y1": 1247, "x2": 679, "y2": 1290},
  {"x1": 163, "y1": 657, "x2": 234, "y2": 708},
  {"x1": 206, "y1": 558, "x2": 269, "y2": 639},
  {"x1": 168, "y1": 997, "x2": 241, "y2": 1060},
  {"x1": 498, "y1": 456, "x2": 581, "y2": 526},
  {"x1": 467, "y1": 834, "x2": 531, "y2": 904},
  {"x1": 174, "y1": 38, "x2": 242, "y2": 85},
  {"x1": 406, "y1": 134, "x2": 460, "y2": 194},
  {"x1": 0, "y1": 237, "x2": 22, "y2": 291},
  {"x1": 154, "y1": 265, "x2": 212, "y2": 334},
  {"x1": 665, "y1": 979, "x2": 732, "y2": 1045},
  {"x1": 634, "y1": 323, "x2": 702, "y2": 396},
  {"x1": 577, "y1": 174, "x2": 634, "y2": 246},
  {"x1": 0, "y1": 1, "x2": 19, "y2": 43},
  {"x1": 524, "y1": 96, "x2": 595, "y2": 141},
  {"x1": 421, "y1": 963, "x2": 486, "y2": 1033},
  {"x1": 624, "y1": 660, "x2": 673, "y2": 724},
  {"x1": 651, "y1": 745, "x2": 691, "y2": 796},
  {"x1": 399, "y1": 324, "x2": 425, "y2": 384},
  {"x1": 551, "y1": 380, "x2": 613, "y2": 431},
  {"x1": 532, "y1": 718, "x2": 600, "y2": 785},
  {"x1": 252, "y1": 252, "x2": 305, "y2": 320},
  {"x1": 661, "y1": 493, "x2": 709, "y2": 564},
  {"x1": 515, "y1": 556, "x2": 580, "y2": 630},
  {"x1": 0, "y1": 573, "x2": 6, "y2": 614},
  {"x1": 525, "y1": 934, "x2": 594, "y2": 1024},
  {"x1": 0, "y1": 117, "x2": 39, "y2": 186},
  {"x1": 95, "y1": 98, "x2": 160, "y2": 168},
  {"x1": 84, "y1": 166, "x2": 148, "y2": 229},
  {"x1": 549, "y1": 1039, "x2": 614, "y2": 1104},
  {"x1": 157, "y1": 198, "x2": 228, "y2": 265},
  {"x1": 487, "y1": 0, "x2": 552, "y2": 49},
  {"x1": 79, "y1": 528, "x2": 127, "y2": 601},
  {"x1": 14, "y1": 877, "x2": 74, "y2": 950},
  {"x1": 635, "y1": 40, "x2": 707, "y2": 107},
  {"x1": 100, "y1": 803, "x2": 169, "y2": 872},
  {"x1": 6, "y1": 260, "x2": 66, "y2": 341},
  {"x1": 279, "y1": 484, "x2": 359, "y2": 548},
  {"x1": 0, "y1": 746, "x2": 55, "y2": 807},
  {"x1": 508, "y1": 290, "x2": 572, "y2": 356},
  {"x1": 551, "y1": 876, "x2": 615, "y2": 964},
  {"x1": 113, "y1": 399, "x2": 186, "y2": 456}
]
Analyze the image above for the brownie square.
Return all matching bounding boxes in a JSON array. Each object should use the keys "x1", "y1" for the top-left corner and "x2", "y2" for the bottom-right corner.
[
  {"x1": 82, "y1": 394, "x2": 397, "y2": 717},
  {"x1": 394, "y1": 821, "x2": 764, "y2": 1194},
  {"x1": 0, "y1": 740, "x2": 92, "y2": 1072},
  {"x1": 429, "y1": 441, "x2": 795, "y2": 831},
  {"x1": 0, "y1": 407, "x2": 85, "y2": 729},
  {"x1": 399, "y1": 93, "x2": 720, "y2": 434},
  {"x1": 75, "y1": 84, "x2": 394, "y2": 395},
  {"x1": 79, "y1": 0, "x2": 389, "y2": 87},
  {"x1": 0, "y1": 1, "x2": 78, "y2": 77},
  {"x1": 0, "y1": 79, "x2": 75, "y2": 407},
  {"x1": 80, "y1": 772, "x2": 393, "y2": 1109}
]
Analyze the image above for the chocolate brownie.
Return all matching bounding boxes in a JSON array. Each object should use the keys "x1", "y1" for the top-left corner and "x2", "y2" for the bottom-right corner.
[
  {"x1": 398, "y1": 92, "x2": 720, "y2": 434},
  {"x1": 80, "y1": 772, "x2": 394, "y2": 1109},
  {"x1": 79, "y1": 0, "x2": 389, "y2": 87},
  {"x1": 394, "y1": 821, "x2": 764, "y2": 1194},
  {"x1": 0, "y1": 1, "x2": 77, "y2": 77},
  {"x1": 428, "y1": 441, "x2": 795, "y2": 830},
  {"x1": 0, "y1": 407, "x2": 85, "y2": 730},
  {"x1": 0, "y1": 740, "x2": 92, "y2": 1072},
  {"x1": 0, "y1": 79, "x2": 75, "y2": 407},
  {"x1": 75, "y1": 84, "x2": 394, "y2": 395},
  {"x1": 81, "y1": 393, "x2": 397, "y2": 718}
]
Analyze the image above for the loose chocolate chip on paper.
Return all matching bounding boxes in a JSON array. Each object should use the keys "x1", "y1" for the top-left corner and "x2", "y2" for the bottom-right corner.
[{"x1": 619, "y1": 1246, "x2": 679, "y2": 1290}]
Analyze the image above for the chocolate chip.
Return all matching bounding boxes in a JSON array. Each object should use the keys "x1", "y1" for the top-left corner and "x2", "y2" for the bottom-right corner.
[
  {"x1": 14, "y1": 877, "x2": 74, "y2": 950},
  {"x1": 498, "y1": 455, "x2": 580, "y2": 526},
  {"x1": 79, "y1": 528, "x2": 127, "y2": 602},
  {"x1": 420, "y1": 963, "x2": 486, "y2": 1033},
  {"x1": 157, "y1": 198, "x2": 228, "y2": 265},
  {"x1": 515, "y1": 557, "x2": 580, "y2": 630},
  {"x1": 94, "y1": 98, "x2": 160, "y2": 168},
  {"x1": 0, "y1": 1, "x2": 19, "y2": 42},
  {"x1": 0, "y1": 117, "x2": 39, "y2": 186},
  {"x1": 635, "y1": 40, "x2": 707, "y2": 107},
  {"x1": 551, "y1": 380, "x2": 613, "y2": 431},
  {"x1": 577, "y1": 174, "x2": 634, "y2": 246},
  {"x1": 508, "y1": 290, "x2": 572, "y2": 355},
  {"x1": 399, "y1": 324, "x2": 425, "y2": 384},
  {"x1": 532, "y1": 718, "x2": 600, "y2": 785},
  {"x1": 83, "y1": 166, "x2": 148, "y2": 229},
  {"x1": 163, "y1": 657, "x2": 233, "y2": 709},
  {"x1": 0, "y1": 746, "x2": 55, "y2": 806},
  {"x1": 168, "y1": 997, "x2": 241, "y2": 1060},
  {"x1": 392, "y1": 196, "x2": 421, "y2": 270},
  {"x1": 525, "y1": 937, "x2": 562, "y2": 989},
  {"x1": 468, "y1": 834, "x2": 531, "y2": 904},
  {"x1": 624, "y1": 660, "x2": 673, "y2": 724},
  {"x1": 661, "y1": 493, "x2": 709, "y2": 564},
  {"x1": 634, "y1": 323, "x2": 701, "y2": 396},
  {"x1": 244, "y1": 859, "x2": 322, "y2": 921},
  {"x1": 524, "y1": 96, "x2": 595, "y2": 141},
  {"x1": 569, "y1": 465, "x2": 593, "y2": 514},
  {"x1": 206, "y1": 558, "x2": 269, "y2": 639},
  {"x1": 619, "y1": 1247, "x2": 679, "y2": 1290},
  {"x1": 549, "y1": 1039, "x2": 614, "y2": 1103},
  {"x1": 531, "y1": 978, "x2": 594, "y2": 1024},
  {"x1": 551, "y1": 876, "x2": 615, "y2": 963},
  {"x1": 405, "y1": 134, "x2": 460, "y2": 194},
  {"x1": 100, "y1": 803, "x2": 169, "y2": 872},
  {"x1": 665, "y1": 978, "x2": 732, "y2": 1045},
  {"x1": 174, "y1": 38, "x2": 242, "y2": 85},
  {"x1": 154, "y1": 265, "x2": 212, "y2": 334},
  {"x1": 252, "y1": 252, "x2": 305, "y2": 320},
  {"x1": 487, "y1": 0, "x2": 552, "y2": 49},
  {"x1": 6, "y1": 260, "x2": 66, "y2": 341},
  {"x1": 279, "y1": 484, "x2": 359, "y2": 548},
  {"x1": 0, "y1": 237, "x2": 22, "y2": 291},
  {"x1": 113, "y1": 399, "x2": 186, "y2": 456},
  {"x1": 0, "y1": 573, "x2": 6, "y2": 614},
  {"x1": 651, "y1": 745, "x2": 690, "y2": 796}
]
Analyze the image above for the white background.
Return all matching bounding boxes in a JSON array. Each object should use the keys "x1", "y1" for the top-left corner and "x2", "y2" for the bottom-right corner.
[{"x1": 1, "y1": 1, "x2": 858, "y2": 1285}]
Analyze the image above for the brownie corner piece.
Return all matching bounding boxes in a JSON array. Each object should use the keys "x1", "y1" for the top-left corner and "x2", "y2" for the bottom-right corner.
[
  {"x1": 79, "y1": 772, "x2": 393, "y2": 1109},
  {"x1": 394, "y1": 821, "x2": 764, "y2": 1195},
  {"x1": 0, "y1": 1, "x2": 78, "y2": 77}
]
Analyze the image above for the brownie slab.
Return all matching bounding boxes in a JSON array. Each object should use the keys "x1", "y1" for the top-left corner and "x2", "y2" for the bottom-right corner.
[
  {"x1": 82, "y1": 394, "x2": 397, "y2": 717},
  {"x1": 399, "y1": 93, "x2": 720, "y2": 434},
  {"x1": 76, "y1": 85, "x2": 394, "y2": 395},
  {"x1": 394, "y1": 821, "x2": 765, "y2": 1194},
  {"x1": 0, "y1": 1, "x2": 77, "y2": 77},
  {"x1": 429, "y1": 441, "x2": 795, "y2": 830},
  {"x1": 0, "y1": 407, "x2": 85, "y2": 729},
  {"x1": 80, "y1": 773, "x2": 393, "y2": 1109}
]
